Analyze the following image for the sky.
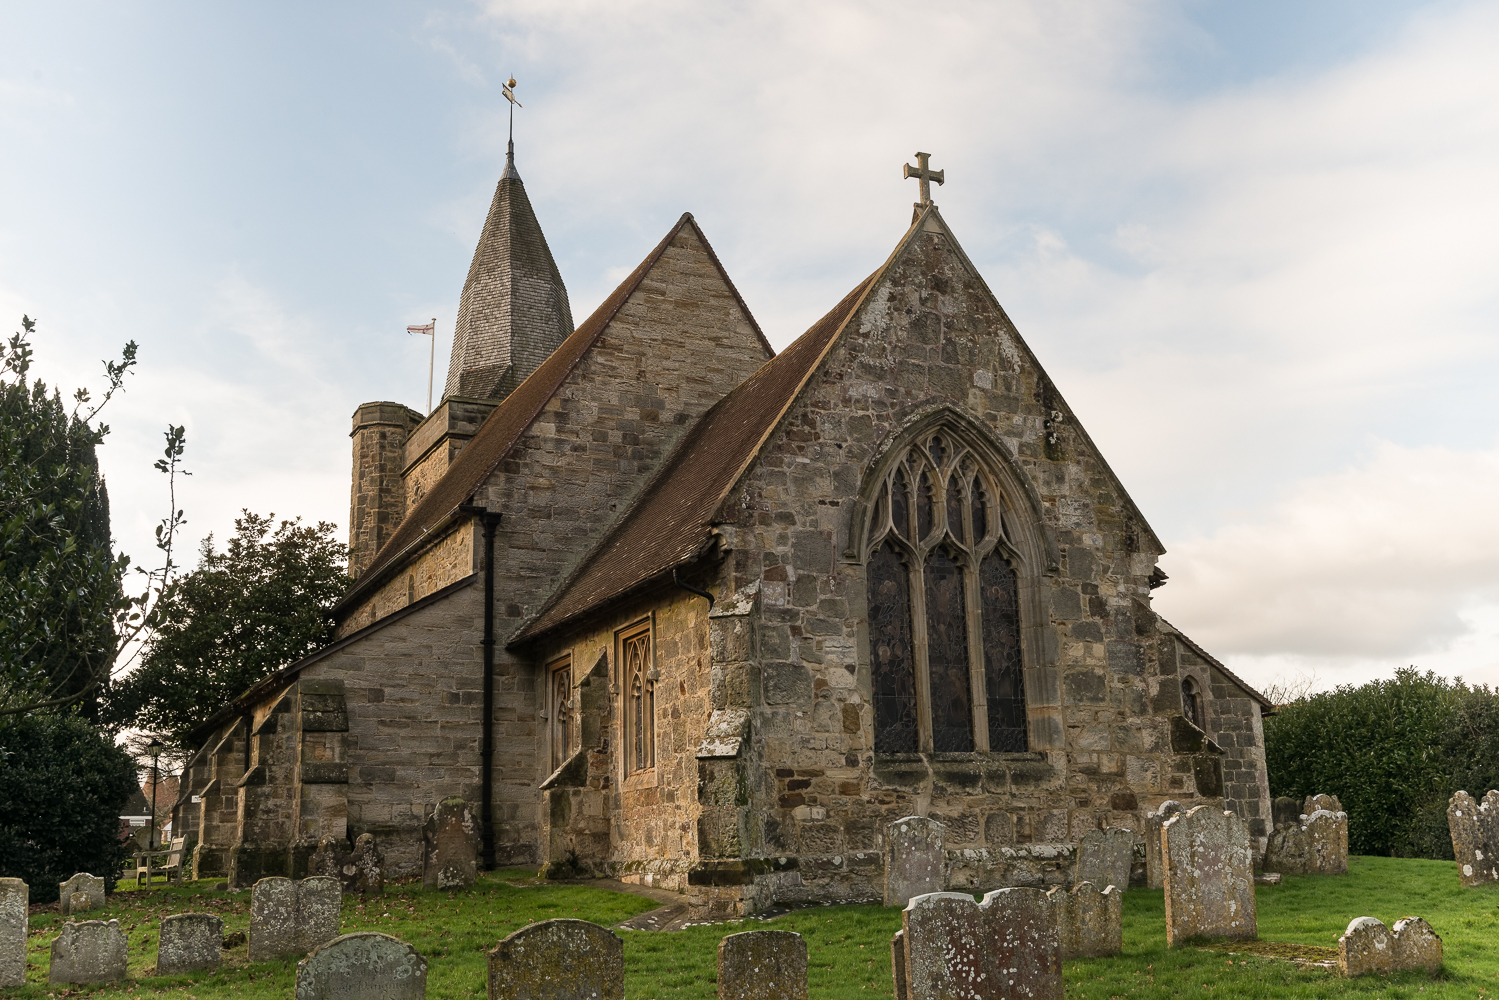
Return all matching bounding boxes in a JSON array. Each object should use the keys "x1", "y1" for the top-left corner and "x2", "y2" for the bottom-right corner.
[{"x1": 2, "y1": 0, "x2": 1497, "y2": 697}]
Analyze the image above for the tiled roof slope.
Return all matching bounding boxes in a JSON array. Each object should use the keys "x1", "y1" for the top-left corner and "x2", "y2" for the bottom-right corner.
[
  {"x1": 1158, "y1": 616, "x2": 1275, "y2": 710},
  {"x1": 342, "y1": 213, "x2": 769, "y2": 608},
  {"x1": 512, "y1": 268, "x2": 882, "y2": 643},
  {"x1": 443, "y1": 151, "x2": 574, "y2": 401}
]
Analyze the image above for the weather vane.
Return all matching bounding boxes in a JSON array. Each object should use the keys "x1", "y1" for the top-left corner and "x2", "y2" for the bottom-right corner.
[
  {"x1": 503, "y1": 76, "x2": 522, "y2": 144},
  {"x1": 903, "y1": 151, "x2": 944, "y2": 209}
]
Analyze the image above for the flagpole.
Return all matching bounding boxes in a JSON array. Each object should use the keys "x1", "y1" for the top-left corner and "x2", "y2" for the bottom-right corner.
[{"x1": 428, "y1": 317, "x2": 435, "y2": 415}]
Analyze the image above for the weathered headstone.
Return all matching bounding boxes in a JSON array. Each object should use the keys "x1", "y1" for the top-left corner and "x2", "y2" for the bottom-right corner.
[
  {"x1": 717, "y1": 929, "x2": 807, "y2": 1000},
  {"x1": 1047, "y1": 881, "x2": 1122, "y2": 959},
  {"x1": 487, "y1": 919, "x2": 623, "y2": 1000},
  {"x1": 1338, "y1": 916, "x2": 1391, "y2": 977},
  {"x1": 58, "y1": 873, "x2": 105, "y2": 916},
  {"x1": 299, "y1": 877, "x2": 343, "y2": 952},
  {"x1": 349, "y1": 833, "x2": 385, "y2": 895},
  {"x1": 157, "y1": 912, "x2": 224, "y2": 975},
  {"x1": 1161, "y1": 806, "x2": 1256, "y2": 946},
  {"x1": 883, "y1": 816, "x2": 945, "y2": 907},
  {"x1": 1304, "y1": 793, "x2": 1342, "y2": 815},
  {"x1": 422, "y1": 798, "x2": 479, "y2": 891},
  {"x1": 49, "y1": 919, "x2": 128, "y2": 984},
  {"x1": 1264, "y1": 808, "x2": 1349, "y2": 875},
  {"x1": 897, "y1": 889, "x2": 1061, "y2": 1000},
  {"x1": 1270, "y1": 796, "x2": 1301, "y2": 831},
  {"x1": 311, "y1": 836, "x2": 349, "y2": 882},
  {"x1": 0, "y1": 878, "x2": 26, "y2": 988},
  {"x1": 1145, "y1": 801, "x2": 1182, "y2": 890},
  {"x1": 1391, "y1": 917, "x2": 1443, "y2": 975},
  {"x1": 295, "y1": 932, "x2": 427, "y2": 1000},
  {"x1": 250, "y1": 876, "x2": 301, "y2": 961},
  {"x1": 1073, "y1": 827, "x2": 1133, "y2": 891},
  {"x1": 1447, "y1": 790, "x2": 1499, "y2": 887},
  {"x1": 890, "y1": 930, "x2": 909, "y2": 1000}
]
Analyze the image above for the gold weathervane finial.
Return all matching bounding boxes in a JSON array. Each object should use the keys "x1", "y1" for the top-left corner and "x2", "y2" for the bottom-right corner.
[{"x1": 903, "y1": 151, "x2": 944, "y2": 208}]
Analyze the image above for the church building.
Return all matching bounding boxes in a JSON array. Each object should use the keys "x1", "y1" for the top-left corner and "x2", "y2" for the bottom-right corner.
[{"x1": 172, "y1": 143, "x2": 1273, "y2": 913}]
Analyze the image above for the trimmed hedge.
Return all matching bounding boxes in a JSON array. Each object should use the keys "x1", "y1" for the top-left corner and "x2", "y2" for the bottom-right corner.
[
  {"x1": 1265, "y1": 668, "x2": 1499, "y2": 859},
  {"x1": 0, "y1": 712, "x2": 137, "y2": 900}
]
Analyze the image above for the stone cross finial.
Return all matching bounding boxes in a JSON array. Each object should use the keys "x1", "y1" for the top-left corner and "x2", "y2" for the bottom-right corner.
[{"x1": 903, "y1": 152, "x2": 944, "y2": 207}]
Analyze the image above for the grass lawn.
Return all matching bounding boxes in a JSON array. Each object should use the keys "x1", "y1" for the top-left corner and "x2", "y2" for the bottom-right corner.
[{"x1": 10, "y1": 856, "x2": 1498, "y2": 999}]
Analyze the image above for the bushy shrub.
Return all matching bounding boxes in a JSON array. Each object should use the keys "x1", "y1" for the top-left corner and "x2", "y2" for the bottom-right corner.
[
  {"x1": 1265, "y1": 668, "x2": 1499, "y2": 859},
  {"x1": 0, "y1": 712, "x2": 138, "y2": 900}
]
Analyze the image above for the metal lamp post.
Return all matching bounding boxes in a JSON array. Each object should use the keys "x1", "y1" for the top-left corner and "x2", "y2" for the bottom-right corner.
[{"x1": 145, "y1": 738, "x2": 164, "y2": 851}]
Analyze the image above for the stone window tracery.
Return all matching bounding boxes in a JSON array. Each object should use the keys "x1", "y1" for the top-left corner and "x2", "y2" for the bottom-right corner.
[
  {"x1": 865, "y1": 430, "x2": 1028, "y2": 754},
  {"x1": 548, "y1": 654, "x2": 573, "y2": 774},
  {"x1": 619, "y1": 621, "x2": 655, "y2": 773}
]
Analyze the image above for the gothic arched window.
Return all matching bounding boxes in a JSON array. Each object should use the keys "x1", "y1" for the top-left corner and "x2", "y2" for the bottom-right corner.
[
  {"x1": 1181, "y1": 676, "x2": 1201, "y2": 730},
  {"x1": 619, "y1": 620, "x2": 655, "y2": 773},
  {"x1": 865, "y1": 430, "x2": 1028, "y2": 754}
]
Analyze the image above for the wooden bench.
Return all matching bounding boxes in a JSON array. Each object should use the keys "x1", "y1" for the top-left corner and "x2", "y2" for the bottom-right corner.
[{"x1": 134, "y1": 836, "x2": 186, "y2": 886}]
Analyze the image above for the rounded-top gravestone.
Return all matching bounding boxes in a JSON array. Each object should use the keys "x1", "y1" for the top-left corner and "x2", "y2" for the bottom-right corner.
[
  {"x1": 295, "y1": 932, "x2": 427, "y2": 1000},
  {"x1": 157, "y1": 912, "x2": 224, "y2": 975},
  {"x1": 487, "y1": 918, "x2": 623, "y2": 1000}
]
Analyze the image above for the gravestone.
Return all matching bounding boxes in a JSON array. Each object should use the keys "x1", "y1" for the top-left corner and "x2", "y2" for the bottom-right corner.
[
  {"x1": 1265, "y1": 808, "x2": 1349, "y2": 875},
  {"x1": 1391, "y1": 917, "x2": 1443, "y2": 974},
  {"x1": 897, "y1": 889, "x2": 1061, "y2": 1000},
  {"x1": 350, "y1": 833, "x2": 385, "y2": 895},
  {"x1": 157, "y1": 912, "x2": 224, "y2": 975},
  {"x1": 1338, "y1": 916, "x2": 1391, "y2": 977},
  {"x1": 1145, "y1": 801, "x2": 1182, "y2": 890},
  {"x1": 299, "y1": 877, "x2": 343, "y2": 952},
  {"x1": 310, "y1": 837, "x2": 349, "y2": 882},
  {"x1": 1270, "y1": 796, "x2": 1301, "y2": 830},
  {"x1": 1047, "y1": 881, "x2": 1122, "y2": 959},
  {"x1": 1073, "y1": 828, "x2": 1133, "y2": 891},
  {"x1": 717, "y1": 929, "x2": 807, "y2": 1000},
  {"x1": 59, "y1": 873, "x2": 105, "y2": 916},
  {"x1": 883, "y1": 816, "x2": 945, "y2": 907},
  {"x1": 487, "y1": 918, "x2": 623, "y2": 1000},
  {"x1": 423, "y1": 798, "x2": 479, "y2": 891},
  {"x1": 250, "y1": 877, "x2": 301, "y2": 961},
  {"x1": 1447, "y1": 790, "x2": 1499, "y2": 887},
  {"x1": 0, "y1": 878, "x2": 26, "y2": 988},
  {"x1": 890, "y1": 931, "x2": 909, "y2": 1000},
  {"x1": 49, "y1": 919, "x2": 128, "y2": 984},
  {"x1": 295, "y1": 932, "x2": 428, "y2": 1000},
  {"x1": 1304, "y1": 793, "x2": 1342, "y2": 815},
  {"x1": 1161, "y1": 806, "x2": 1256, "y2": 946}
]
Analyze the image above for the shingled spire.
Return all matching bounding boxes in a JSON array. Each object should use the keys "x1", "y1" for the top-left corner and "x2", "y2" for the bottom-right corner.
[{"x1": 443, "y1": 142, "x2": 573, "y2": 401}]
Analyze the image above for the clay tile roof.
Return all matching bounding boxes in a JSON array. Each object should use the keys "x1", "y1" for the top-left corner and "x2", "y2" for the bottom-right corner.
[
  {"x1": 511, "y1": 267, "x2": 883, "y2": 643},
  {"x1": 339, "y1": 213, "x2": 769, "y2": 611},
  {"x1": 1158, "y1": 616, "x2": 1275, "y2": 710}
]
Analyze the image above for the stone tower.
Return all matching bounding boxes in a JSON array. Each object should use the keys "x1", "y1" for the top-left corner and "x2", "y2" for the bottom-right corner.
[{"x1": 443, "y1": 141, "x2": 574, "y2": 401}]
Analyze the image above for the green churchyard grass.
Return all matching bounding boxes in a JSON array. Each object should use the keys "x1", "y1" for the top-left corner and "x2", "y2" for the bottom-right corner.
[{"x1": 11, "y1": 856, "x2": 1499, "y2": 999}]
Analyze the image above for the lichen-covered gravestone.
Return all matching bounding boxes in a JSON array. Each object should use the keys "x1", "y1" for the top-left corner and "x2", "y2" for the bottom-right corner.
[
  {"x1": 350, "y1": 833, "x2": 384, "y2": 895},
  {"x1": 49, "y1": 919, "x2": 128, "y2": 984},
  {"x1": 157, "y1": 913, "x2": 224, "y2": 975},
  {"x1": 58, "y1": 873, "x2": 105, "y2": 916},
  {"x1": 1145, "y1": 802, "x2": 1182, "y2": 890},
  {"x1": 1047, "y1": 881, "x2": 1122, "y2": 959},
  {"x1": 717, "y1": 929, "x2": 807, "y2": 1000},
  {"x1": 883, "y1": 816, "x2": 946, "y2": 907},
  {"x1": 311, "y1": 837, "x2": 350, "y2": 882},
  {"x1": 487, "y1": 918, "x2": 623, "y2": 1000},
  {"x1": 423, "y1": 798, "x2": 479, "y2": 890},
  {"x1": 1073, "y1": 828, "x2": 1133, "y2": 892},
  {"x1": 1391, "y1": 917, "x2": 1443, "y2": 974},
  {"x1": 1161, "y1": 806, "x2": 1256, "y2": 946},
  {"x1": 897, "y1": 889, "x2": 1062, "y2": 1000},
  {"x1": 250, "y1": 877, "x2": 301, "y2": 961},
  {"x1": 1447, "y1": 790, "x2": 1499, "y2": 887},
  {"x1": 1304, "y1": 793, "x2": 1342, "y2": 814},
  {"x1": 1265, "y1": 806, "x2": 1349, "y2": 875},
  {"x1": 295, "y1": 932, "x2": 427, "y2": 1000},
  {"x1": 1338, "y1": 916, "x2": 1391, "y2": 977},
  {"x1": 299, "y1": 877, "x2": 343, "y2": 952},
  {"x1": 0, "y1": 878, "x2": 26, "y2": 988},
  {"x1": 890, "y1": 931, "x2": 909, "y2": 1000}
]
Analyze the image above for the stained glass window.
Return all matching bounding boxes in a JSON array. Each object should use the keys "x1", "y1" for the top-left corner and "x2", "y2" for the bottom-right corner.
[{"x1": 865, "y1": 429, "x2": 1029, "y2": 754}]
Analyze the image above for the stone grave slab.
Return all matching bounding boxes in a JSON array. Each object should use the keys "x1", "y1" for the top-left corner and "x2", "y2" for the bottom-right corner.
[
  {"x1": 898, "y1": 888, "x2": 1061, "y2": 1000},
  {"x1": 0, "y1": 878, "x2": 26, "y2": 988},
  {"x1": 1162, "y1": 806, "x2": 1256, "y2": 946},
  {"x1": 295, "y1": 932, "x2": 427, "y2": 1000},
  {"x1": 59, "y1": 873, "x2": 105, "y2": 916},
  {"x1": 1391, "y1": 917, "x2": 1443, "y2": 974},
  {"x1": 49, "y1": 919, "x2": 128, "y2": 984},
  {"x1": 1048, "y1": 881, "x2": 1122, "y2": 959},
  {"x1": 1145, "y1": 802, "x2": 1182, "y2": 890},
  {"x1": 423, "y1": 798, "x2": 479, "y2": 890},
  {"x1": 487, "y1": 918, "x2": 623, "y2": 1000},
  {"x1": 350, "y1": 833, "x2": 385, "y2": 895},
  {"x1": 299, "y1": 877, "x2": 343, "y2": 952},
  {"x1": 158, "y1": 912, "x2": 224, "y2": 975},
  {"x1": 1447, "y1": 790, "x2": 1499, "y2": 887},
  {"x1": 883, "y1": 816, "x2": 945, "y2": 907},
  {"x1": 250, "y1": 877, "x2": 301, "y2": 961},
  {"x1": 717, "y1": 929, "x2": 807, "y2": 1000},
  {"x1": 1073, "y1": 827, "x2": 1133, "y2": 891}
]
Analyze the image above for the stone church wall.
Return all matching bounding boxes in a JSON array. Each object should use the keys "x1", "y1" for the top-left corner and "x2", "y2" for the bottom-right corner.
[{"x1": 337, "y1": 522, "x2": 476, "y2": 637}]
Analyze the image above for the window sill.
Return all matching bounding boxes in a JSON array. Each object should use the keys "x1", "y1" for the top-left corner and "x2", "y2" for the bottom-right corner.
[{"x1": 873, "y1": 751, "x2": 1045, "y2": 763}]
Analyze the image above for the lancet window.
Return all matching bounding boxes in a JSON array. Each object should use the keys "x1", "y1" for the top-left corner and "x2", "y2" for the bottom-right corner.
[
  {"x1": 619, "y1": 620, "x2": 655, "y2": 773},
  {"x1": 865, "y1": 430, "x2": 1028, "y2": 754}
]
